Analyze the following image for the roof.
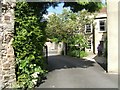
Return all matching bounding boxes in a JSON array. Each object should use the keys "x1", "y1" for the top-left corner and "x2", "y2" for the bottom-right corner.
[
  {"x1": 99, "y1": 7, "x2": 107, "y2": 14},
  {"x1": 95, "y1": 7, "x2": 107, "y2": 19}
]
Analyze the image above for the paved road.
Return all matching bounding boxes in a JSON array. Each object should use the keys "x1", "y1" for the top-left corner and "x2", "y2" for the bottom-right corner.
[{"x1": 38, "y1": 55, "x2": 118, "y2": 88}]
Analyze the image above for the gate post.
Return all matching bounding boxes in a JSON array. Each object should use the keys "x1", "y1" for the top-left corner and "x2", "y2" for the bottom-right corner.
[{"x1": 0, "y1": 0, "x2": 16, "y2": 88}]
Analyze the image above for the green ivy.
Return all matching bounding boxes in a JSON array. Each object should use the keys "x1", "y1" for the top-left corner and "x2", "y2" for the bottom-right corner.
[{"x1": 13, "y1": 2, "x2": 47, "y2": 88}]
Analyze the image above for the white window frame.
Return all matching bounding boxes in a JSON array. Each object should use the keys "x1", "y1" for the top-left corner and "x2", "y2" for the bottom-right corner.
[
  {"x1": 99, "y1": 20, "x2": 106, "y2": 32},
  {"x1": 85, "y1": 24, "x2": 92, "y2": 33},
  {"x1": 87, "y1": 39, "x2": 92, "y2": 49}
]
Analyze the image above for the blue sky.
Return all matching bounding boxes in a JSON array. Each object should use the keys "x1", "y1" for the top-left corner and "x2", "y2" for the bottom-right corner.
[
  {"x1": 47, "y1": 3, "x2": 70, "y2": 14},
  {"x1": 47, "y1": 0, "x2": 106, "y2": 14}
]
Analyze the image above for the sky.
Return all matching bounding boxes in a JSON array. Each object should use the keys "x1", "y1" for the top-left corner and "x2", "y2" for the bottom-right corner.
[
  {"x1": 47, "y1": 3, "x2": 70, "y2": 14},
  {"x1": 44, "y1": 1, "x2": 106, "y2": 18},
  {"x1": 43, "y1": 3, "x2": 70, "y2": 19}
]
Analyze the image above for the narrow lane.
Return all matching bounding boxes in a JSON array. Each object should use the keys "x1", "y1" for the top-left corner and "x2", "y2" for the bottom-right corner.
[{"x1": 38, "y1": 55, "x2": 118, "y2": 88}]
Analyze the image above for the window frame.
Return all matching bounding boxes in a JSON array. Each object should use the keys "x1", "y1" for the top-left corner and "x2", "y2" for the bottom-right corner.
[
  {"x1": 87, "y1": 39, "x2": 92, "y2": 49},
  {"x1": 85, "y1": 24, "x2": 92, "y2": 34},
  {"x1": 99, "y1": 19, "x2": 106, "y2": 32}
]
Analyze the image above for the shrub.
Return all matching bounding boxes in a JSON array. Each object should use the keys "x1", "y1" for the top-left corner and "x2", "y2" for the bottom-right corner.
[
  {"x1": 80, "y1": 51, "x2": 88, "y2": 57},
  {"x1": 13, "y1": 2, "x2": 47, "y2": 88},
  {"x1": 68, "y1": 49, "x2": 88, "y2": 58},
  {"x1": 67, "y1": 34, "x2": 89, "y2": 58}
]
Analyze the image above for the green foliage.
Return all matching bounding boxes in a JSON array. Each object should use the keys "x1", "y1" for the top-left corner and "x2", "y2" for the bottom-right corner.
[
  {"x1": 46, "y1": 9, "x2": 95, "y2": 43},
  {"x1": 64, "y1": 1, "x2": 104, "y2": 12},
  {"x1": 68, "y1": 50, "x2": 79, "y2": 57},
  {"x1": 68, "y1": 34, "x2": 88, "y2": 58},
  {"x1": 45, "y1": 9, "x2": 77, "y2": 43},
  {"x1": 45, "y1": 9, "x2": 95, "y2": 56},
  {"x1": 12, "y1": 1, "x2": 104, "y2": 88},
  {"x1": 68, "y1": 50, "x2": 88, "y2": 58},
  {"x1": 80, "y1": 51, "x2": 88, "y2": 57},
  {"x1": 68, "y1": 34, "x2": 88, "y2": 50},
  {"x1": 13, "y1": 2, "x2": 47, "y2": 88},
  {"x1": 46, "y1": 9, "x2": 94, "y2": 50}
]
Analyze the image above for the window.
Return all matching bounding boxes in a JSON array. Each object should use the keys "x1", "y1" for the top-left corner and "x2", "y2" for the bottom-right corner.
[
  {"x1": 99, "y1": 20, "x2": 106, "y2": 31},
  {"x1": 87, "y1": 40, "x2": 91, "y2": 49},
  {"x1": 85, "y1": 24, "x2": 92, "y2": 33}
]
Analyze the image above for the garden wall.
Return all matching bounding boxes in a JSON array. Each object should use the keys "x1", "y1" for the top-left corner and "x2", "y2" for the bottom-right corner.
[{"x1": 0, "y1": 0, "x2": 16, "y2": 88}]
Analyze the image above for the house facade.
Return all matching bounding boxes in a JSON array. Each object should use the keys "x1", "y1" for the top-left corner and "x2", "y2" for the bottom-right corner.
[{"x1": 85, "y1": 7, "x2": 107, "y2": 55}]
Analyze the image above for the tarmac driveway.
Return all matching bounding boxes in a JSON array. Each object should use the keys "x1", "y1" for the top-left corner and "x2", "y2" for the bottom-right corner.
[{"x1": 38, "y1": 55, "x2": 118, "y2": 88}]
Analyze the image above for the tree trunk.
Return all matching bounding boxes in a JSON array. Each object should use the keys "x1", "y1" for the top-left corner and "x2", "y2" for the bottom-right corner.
[{"x1": 63, "y1": 42, "x2": 67, "y2": 55}]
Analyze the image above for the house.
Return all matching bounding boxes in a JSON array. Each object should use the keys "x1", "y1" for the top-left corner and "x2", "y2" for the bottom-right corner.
[{"x1": 85, "y1": 7, "x2": 107, "y2": 55}]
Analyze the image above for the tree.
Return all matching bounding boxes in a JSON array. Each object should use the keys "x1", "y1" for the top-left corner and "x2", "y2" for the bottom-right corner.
[
  {"x1": 27, "y1": 1, "x2": 104, "y2": 18},
  {"x1": 45, "y1": 9, "x2": 76, "y2": 42},
  {"x1": 45, "y1": 9, "x2": 95, "y2": 55},
  {"x1": 64, "y1": 0, "x2": 104, "y2": 12}
]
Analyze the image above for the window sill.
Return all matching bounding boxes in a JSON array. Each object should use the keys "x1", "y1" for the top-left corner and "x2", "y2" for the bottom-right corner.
[
  {"x1": 85, "y1": 32, "x2": 93, "y2": 34},
  {"x1": 98, "y1": 31, "x2": 107, "y2": 33}
]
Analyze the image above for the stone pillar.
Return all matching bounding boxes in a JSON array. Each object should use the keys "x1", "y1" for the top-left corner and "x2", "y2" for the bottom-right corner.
[
  {"x1": 107, "y1": 0, "x2": 119, "y2": 73},
  {"x1": 0, "y1": 0, "x2": 16, "y2": 88}
]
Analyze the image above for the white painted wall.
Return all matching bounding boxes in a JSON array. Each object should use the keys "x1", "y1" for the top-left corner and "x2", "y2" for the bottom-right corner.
[
  {"x1": 94, "y1": 18, "x2": 107, "y2": 54},
  {"x1": 45, "y1": 41, "x2": 64, "y2": 55},
  {"x1": 107, "y1": 0, "x2": 119, "y2": 73}
]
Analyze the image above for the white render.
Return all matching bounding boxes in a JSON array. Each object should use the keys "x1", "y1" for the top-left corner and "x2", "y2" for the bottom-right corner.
[
  {"x1": 85, "y1": 11, "x2": 107, "y2": 54},
  {"x1": 94, "y1": 15, "x2": 107, "y2": 54},
  {"x1": 107, "y1": 0, "x2": 119, "y2": 73}
]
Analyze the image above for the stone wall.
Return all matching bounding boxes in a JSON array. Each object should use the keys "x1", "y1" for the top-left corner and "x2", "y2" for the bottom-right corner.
[{"x1": 0, "y1": 0, "x2": 16, "y2": 88}]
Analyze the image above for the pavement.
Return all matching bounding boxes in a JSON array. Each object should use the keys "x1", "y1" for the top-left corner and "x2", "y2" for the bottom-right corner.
[
  {"x1": 37, "y1": 54, "x2": 118, "y2": 88},
  {"x1": 83, "y1": 53, "x2": 107, "y2": 71}
]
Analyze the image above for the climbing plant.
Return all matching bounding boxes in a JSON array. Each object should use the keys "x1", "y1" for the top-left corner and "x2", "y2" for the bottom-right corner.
[{"x1": 13, "y1": 2, "x2": 47, "y2": 88}]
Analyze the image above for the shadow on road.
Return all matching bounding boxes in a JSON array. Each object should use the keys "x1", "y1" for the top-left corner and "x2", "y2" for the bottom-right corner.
[
  {"x1": 48, "y1": 55, "x2": 96, "y2": 71},
  {"x1": 37, "y1": 55, "x2": 118, "y2": 88},
  {"x1": 93, "y1": 55, "x2": 107, "y2": 72}
]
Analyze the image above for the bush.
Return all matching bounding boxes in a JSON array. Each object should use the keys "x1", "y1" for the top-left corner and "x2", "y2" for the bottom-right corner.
[
  {"x1": 80, "y1": 51, "x2": 88, "y2": 57},
  {"x1": 67, "y1": 34, "x2": 88, "y2": 58},
  {"x1": 68, "y1": 49, "x2": 88, "y2": 58},
  {"x1": 13, "y1": 2, "x2": 47, "y2": 88},
  {"x1": 68, "y1": 50, "x2": 79, "y2": 57}
]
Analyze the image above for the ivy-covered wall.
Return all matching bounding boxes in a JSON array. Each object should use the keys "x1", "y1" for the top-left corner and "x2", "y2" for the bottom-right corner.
[{"x1": 12, "y1": 2, "x2": 47, "y2": 89}]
